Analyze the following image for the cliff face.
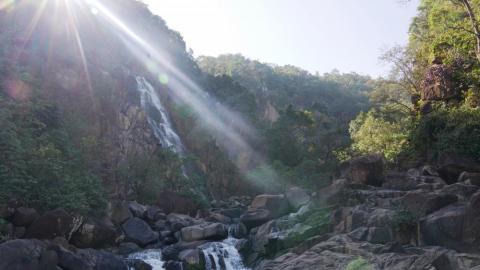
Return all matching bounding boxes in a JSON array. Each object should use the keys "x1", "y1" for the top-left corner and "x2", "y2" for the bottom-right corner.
[{"x1": 0, "y1": 0, "x2": 253, "y2": 201}]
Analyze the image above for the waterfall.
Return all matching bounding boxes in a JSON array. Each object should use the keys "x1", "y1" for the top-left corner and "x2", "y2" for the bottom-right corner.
[
  {"x1": 127, "y1": 250, "x2": 165, "y2": 270},
  {"x1": 135, "y1": 76, "x2": 185, "y2": 155},
  {"x1": 200, "y1": 226, "x2": 250, "y2": 270}
]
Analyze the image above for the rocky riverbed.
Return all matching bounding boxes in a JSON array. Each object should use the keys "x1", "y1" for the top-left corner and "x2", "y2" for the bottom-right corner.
[{"x1": 3, "y1": 155, "x2": 480, "y2": 270}]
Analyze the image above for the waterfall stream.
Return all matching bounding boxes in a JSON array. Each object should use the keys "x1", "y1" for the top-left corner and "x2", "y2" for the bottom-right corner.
[
  {"x1": 200, "y1": 226, "x2": 250, "y2": 270},
  {"x1": 127, "y1": 250, "x2": 165, "y2": 270},
  {"x1": 135, "y1": 76, "x2": 185, "y2": 155}
]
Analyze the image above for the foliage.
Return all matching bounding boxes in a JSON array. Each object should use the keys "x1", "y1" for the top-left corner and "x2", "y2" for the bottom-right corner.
[
  {"x1": 391, "y1": 207, "x2": 417, "y2": 232},
  {"x1": 0, "y1": 93, "x2": 106, "y2": 215},
  {"x1": 409, "y1": 105, "x2": 480, "y2": 160},
  {"x1": 346, "y1": 257, "x2": 373, "y2": 270},
  {"x1": 0, "y1": 218, "x2": 9, "y2": 243},
  {"x1": 349, "y1": 110, "x2": 411, "y2": 161}
]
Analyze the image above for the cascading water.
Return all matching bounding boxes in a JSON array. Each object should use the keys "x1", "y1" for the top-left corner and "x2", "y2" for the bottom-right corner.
[
  {"x1": 127, "y1": 250, "x2": 165, "y2": 270},
  {"x1": 135, "y1": 76, "x2": 185, "y2": 155},
  {"x1": 200, "y1": 226, "x2": 250, "y2": 270}
]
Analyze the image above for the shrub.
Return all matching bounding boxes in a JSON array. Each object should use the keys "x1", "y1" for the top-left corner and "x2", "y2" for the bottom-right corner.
[{"x1": 346, "y1": 257, "x2": 373, "y2": 270}]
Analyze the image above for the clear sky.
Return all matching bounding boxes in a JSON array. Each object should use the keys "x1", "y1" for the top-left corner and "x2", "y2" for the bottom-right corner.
[{"x1": 144, "y1": 0, "x2": 420, "y2": 77}]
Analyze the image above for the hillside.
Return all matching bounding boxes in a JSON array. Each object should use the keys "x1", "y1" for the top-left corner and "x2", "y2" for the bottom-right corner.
[{"x1": 1, "y1": 0, "x2": 480, "y2": 270}]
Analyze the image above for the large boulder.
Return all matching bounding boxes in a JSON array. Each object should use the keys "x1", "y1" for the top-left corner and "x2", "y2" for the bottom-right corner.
[
  {"x1": 399, "y1": 190, "x2": 457, "y2": 218},
  {"x1": 285, "y1": 187, "x2": 310, "y2": 210},
  {"x1": 437, "y1": 153, "x2": 480, "y2": 184},
  {"x1": 76, "y1": 249, "x2": 128, "y2": 270},
  {"x1": 128, "y1": 201, "x2": 147, "y2": 218},
  {"x1": 342, "y1": 155, "x2": 384, "y2": 186},
  {"x1": 166, "y1": 213, "x2": 195, "y2": 232},
  {"x1": 180, "y1": 223, "x2": 227, "y2": 242},
  {"x1": 421, "y1": 63, "x2": 456, "y2": 101},
  {"x1": 241, "y1": 194, "x2": 290, "y2": 229},
  {"x1": 145, "y1": 206, "x2": 166, "y2": 222},
  {"x1": 419, "y1": 204, "x2": 466, "y2": 250},
  {"x1": 24, "y1": 209, "x2": 80, "y2": 240},
  {"x1": 121, "y1": 218, "x2": 158, "y2": 246},
  {"x1": 70, "y1": 218, "x2": 118, "y2": 248},
  {"x1": 11, "y1": 207, "x2": 39, "y2": 227},
  {"x1": 0, "y1": 239, "x2": 52, "y2": 270}
]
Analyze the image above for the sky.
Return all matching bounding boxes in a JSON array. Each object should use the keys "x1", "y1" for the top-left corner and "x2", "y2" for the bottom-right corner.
[{"x1": 144, "y1": 0, "x2": 420, "y2": 78}]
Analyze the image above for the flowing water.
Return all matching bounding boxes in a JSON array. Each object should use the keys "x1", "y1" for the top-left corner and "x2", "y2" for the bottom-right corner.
[
  {"x1": 127, "y1": 250, "x2": 165, "y2": 270},
  {"x1": 135, "y1": 76, "x2": 185, "y2": 155},
  {"x1": 200, "y1": 226, "x2": 251, "y2": 270}
]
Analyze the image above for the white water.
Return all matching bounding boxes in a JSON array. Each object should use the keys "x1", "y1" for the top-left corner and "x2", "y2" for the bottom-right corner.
[
  {"x1": 127, "y1": 250, "x2": 165, "y2": 270},
  {"x1": 136, "y1": 76, "x2": 185, "y2": 155},
  {"x1": 200, "y1": 227, "x2": 250, "y2": 270}
]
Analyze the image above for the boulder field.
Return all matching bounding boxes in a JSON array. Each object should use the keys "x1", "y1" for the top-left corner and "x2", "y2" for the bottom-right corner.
[{"x1": 2, "y1": 156, "x2": 480, "y2": 269}]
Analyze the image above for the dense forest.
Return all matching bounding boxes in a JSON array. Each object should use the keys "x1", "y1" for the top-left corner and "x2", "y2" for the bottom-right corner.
[{"x1": 1, "y1": 0, "x2": 480, "y2": 270}]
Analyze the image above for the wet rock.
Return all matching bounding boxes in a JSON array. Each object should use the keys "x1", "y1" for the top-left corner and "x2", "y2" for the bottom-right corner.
[
  {"x1": 178, "y1": 248, "x2": 204, "y2": 268},
  {"x1": 285, "y1": 187, "x2": 310, "y2": 210},
  {"x1": 459, "y1": 172, "x2": 480, "y2": 186},
  {"x1": 342, "y1": 154, "x2": 384, "y2": 187},
  {"x1": 440, "y1": 183, "x2": 479, "y2": 201},
  {"x1": 121, "y1": 218, "x2": 158, "y2": 246},
  {"x1": 76, "y1": 249, "x2": 128, "y2": 270},
  {"x1": 240, "y1": 209, "x2": 272, "y2": 230},
  {"x1": 11, "y1": 207, "x2": 39, "y2": 227},
  {"x1": 126, "y1": 259, "x2": 152, "y2": 270},
  {"x1": 164, "y1": 261, "x2": 183, "y2": 270}
]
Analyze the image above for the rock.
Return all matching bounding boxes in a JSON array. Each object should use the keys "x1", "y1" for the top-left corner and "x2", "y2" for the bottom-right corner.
[
  {"x1": 437, "y1": 153, "x2": 480, "y2": 184},
  {"x1": 463, "y1": 192, "x2": 480, "y2": 246},
  {"x1": 219, "y1": 207, "x2": 244, "y2": 218},
  {"x1": 126, "y1": 260, "x2": 152, "y2": 270},
  {"x1": 421, "y1": 165, "x2": 439, "y2": 176},
  {"x1": 128, "y1": 201, "x2": 147, "y2": 218},
  {"x1": 207, "y1": 212, "x2": 231, "y2": 224},
  {"x1": 117, "y1": 242, "x2": 141, "y2": 255},
  {"x1": 152, "y1": 220, "x2": 167, "y2": 231},
  {"x1": 0, "y1": 239, "x2": 48, "y2": 270},
  {"x1": 55, "y1": 248, "x2": 91, "y2": 270},
  {"x1": 178, "y1": 248, "x2": 204, "y2": 268},
  {"x1": 400, "y1": 190, "x2": 457, "y2": 218},
  {"x1": 285, "y1": 187, "x2": 310, "y2": 210},
  {"x1": 12, "y1": 226, "x2": 26, "y2": 238},
  {"x1": 241, "y1": 194, "x2": 290, "y2": 229},
  {"x1": 110, "y1": 201, "x2": 132, "y2": 225},
  {"x1": 421, "y1": 63, "x2": 456, "y2": 101},
  {"x1": 70, "y1": 218, "x2": 117, "y2": 248},
  {"x1": 459, "y1": 172, "x2": 480, "y2": 186},
  {"x1": 166, "y1": 214, "x2": 195, "y2": 232},
  {"x1": 157, "y1": 191, "x2": 200, "y2": 215},
  {"x1": 25, "y1": 209, "x2": 77, "y2": 240},
  {"x1": 181, "y1": 223, "x2": 227, "y2": 242},
  {"x1": 121, "y1": 218, "x2": 158, "y2": 246},
  {"x1": 440, "y1": 183, "x2": 479, "y2": 201},
  {"x1": 419, "y1": 204, "x2": 466, "y2": 250},
  {"x1": 164, "y1": 261, "x2": 183, "y2": 270},
  {"x1": 11, "y1": 207, "x2": 39, "y2": 227},
  {"x1": 76, "y1": 249, "x2": 128, "y2": 270},
  {"x1": 145, "y1": 206, "x2": 165, "y2": 222},
  {"x1": 343, "y1": 155, "x2": 384, "y2": 186},
  {"x1": 240, "y1": 209, "x2": 271, "y2": 230},
  {"x1": 349, "y1": 227, "x2": 393, "y2": 244}
]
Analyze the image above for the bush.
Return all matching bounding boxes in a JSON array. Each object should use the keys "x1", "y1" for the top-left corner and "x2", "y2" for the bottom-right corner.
[
  {"x1": 349, "y1": 110, "x2": 410, "y2": 161},
  {"x1": 410, "y1": 106, "x2": 480, "y2": 161},
  {"x1": 346, "y1": 257, "x2": 373, "y2": 270},
  {"x1": 0, "y1": 94, "x2": 106, "y2": 215}
]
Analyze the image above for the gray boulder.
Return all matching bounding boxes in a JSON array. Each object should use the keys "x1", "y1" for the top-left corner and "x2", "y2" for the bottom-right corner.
[
  {"x1": 285, "y1": 187, "x2": 310, "y2": 210},
  {"x1": 180, "y1": 223, "x2": 227, "y2": 242},
  {"x1": 121, "y1": 218, "x2": 158, "y2": 246},
  {"x1": 343, "y1": 154, "x2": 384, "y2": 186}
]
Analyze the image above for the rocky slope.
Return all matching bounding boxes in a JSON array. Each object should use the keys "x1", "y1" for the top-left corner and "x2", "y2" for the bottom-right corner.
[{"x1": 2, "y1": 155, "x2": 480, "y2": 269}]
